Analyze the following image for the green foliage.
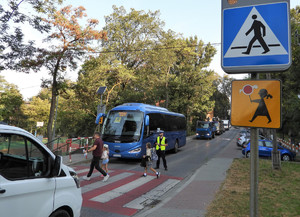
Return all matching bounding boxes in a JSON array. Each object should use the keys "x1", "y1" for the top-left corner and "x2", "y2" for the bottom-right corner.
[
  {"x1": 211, "y1": 75, "x2": 232, "y2": 120},
  {"x1": 77, "y1": 6, "x2": 217, "y2": 135},
  {"x1": 0, "y1": 0, "x2": 63, "y2": 70},
  {"x1": 272, "y1": 6, "x2": 300, "y2": 141},
  {"x1": 0, "y1": 76, "x2": 24, "y2": 126},
  {"x1": 21, "y1": 94, "x2": 50, "y2": 135}
]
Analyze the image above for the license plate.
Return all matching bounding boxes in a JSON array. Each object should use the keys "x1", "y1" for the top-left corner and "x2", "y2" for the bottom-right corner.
[{"x1": 113, "y1": 154, "x2": 121, "y2": 157}]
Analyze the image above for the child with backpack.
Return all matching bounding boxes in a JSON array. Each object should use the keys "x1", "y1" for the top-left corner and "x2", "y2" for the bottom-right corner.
[{"x1": 141, "y1": 142, "x2": 160, "y2": 178}]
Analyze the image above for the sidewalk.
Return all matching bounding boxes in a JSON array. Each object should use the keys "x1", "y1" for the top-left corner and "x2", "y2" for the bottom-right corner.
[
  {"x1": 62, "y1": 152, "x2": 91, "y2": 166},
  {"x1": 135, "y1": 134, "x2": 241, "y2": 217}
]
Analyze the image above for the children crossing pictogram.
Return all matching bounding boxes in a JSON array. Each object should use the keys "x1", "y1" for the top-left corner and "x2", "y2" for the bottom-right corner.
[
  {"x1": 73, "y1": 166, "x2": 182, "y2": 216},
  {"x1": 248, "y1": 89, "x2": 273, "y2": 124},
  {"x1": 231, "y1": 80, "x2": 281, "y2": 129}
]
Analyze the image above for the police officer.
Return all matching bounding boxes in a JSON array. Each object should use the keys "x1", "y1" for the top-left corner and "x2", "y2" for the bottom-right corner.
[{"x1": 155, "y1": 130, "x2": 168, "y2": 171}]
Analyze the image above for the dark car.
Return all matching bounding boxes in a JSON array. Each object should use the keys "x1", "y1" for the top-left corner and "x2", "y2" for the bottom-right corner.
[{"x1": 242, "y1": 139, "x2": 296, "y2": 161}]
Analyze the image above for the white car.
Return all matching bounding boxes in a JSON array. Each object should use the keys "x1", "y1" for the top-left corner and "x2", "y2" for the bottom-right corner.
[
  {"x1": 237, "y1": 135, "x2": 250, "y2": 147},
  {"x1": 0, "y1": 124, "x2": 82, "y2": 217}
]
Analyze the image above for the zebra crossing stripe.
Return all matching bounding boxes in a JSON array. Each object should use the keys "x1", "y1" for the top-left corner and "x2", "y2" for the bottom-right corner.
[
  {"x1": 124, "y1": 178, "x2": 180, "y2": 209},
  {"x1": 90, "y1": 176, "x2": 156, "y2": 203},
  {"x1": 81, "y1": 172, "x2": 135, "y2": 194},
  {"x1": 75, "y1": 166, "x2": 184, "y2": 216},
  {"x1": 74, "y1": 168, "x2": 90, "y2": 174}
]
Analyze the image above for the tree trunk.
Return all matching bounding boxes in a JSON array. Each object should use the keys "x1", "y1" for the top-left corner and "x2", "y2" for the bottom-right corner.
[
  {"x1": 165, "y1": 66, "x2": 170, "y2": 109},
  {"x1": 47, "y1": 77, "x2": 57, "y2": 150},
  {"x1": 47, "y1": 58, "x2": 60, "y2": 150}
]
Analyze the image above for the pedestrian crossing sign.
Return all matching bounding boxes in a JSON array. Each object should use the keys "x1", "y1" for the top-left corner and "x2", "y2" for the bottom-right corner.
[
  {"x1": 231, "y1": 80, "x2": 281, "y2": 129},
  {"x1": 222, "y1": 1, "x2": 291, "y2": 73}
]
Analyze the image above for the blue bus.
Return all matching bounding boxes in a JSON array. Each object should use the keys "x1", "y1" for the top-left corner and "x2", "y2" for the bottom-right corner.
[{"x1": 100, "y1": 103, "x2": 186, "y2": 159}]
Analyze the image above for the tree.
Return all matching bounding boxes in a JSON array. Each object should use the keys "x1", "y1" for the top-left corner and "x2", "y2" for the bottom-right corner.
[
  {"x1": 167, "y1": 36, "x2": 217, "y2": 132},
  {"x1": 77, "y1": 6, "x2": 166, "y2": 111},
  {"x1": 77, "y1": 7, "x2": 218, "y2": 135},
  {"x1": 212, "y1": 75, "x2": 233, "y2": 119},
  {"x1": 0, "y1": 0, "x2": 63, "y2": 70},
  {"x1": 6, "y1": 5, "x2": 107, "y2": 143},
  {"x1": 21, "y1": 93, "x2": 50, "y2": 135},
  {"x1": 273, "y1": 6, "x2": 300, "y2": 141},
  {"x1": 0, "y1": 75, "x2": 24, "y2": 125}
]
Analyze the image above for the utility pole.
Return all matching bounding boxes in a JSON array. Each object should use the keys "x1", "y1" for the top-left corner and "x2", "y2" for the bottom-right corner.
[{"x1": 249, "y1": 72, "x2": 259, "y2": 217}]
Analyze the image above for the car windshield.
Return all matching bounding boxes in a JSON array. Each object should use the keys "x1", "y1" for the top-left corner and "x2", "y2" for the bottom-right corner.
[
  {"x1": 102, "y1": 111, "x2": 143, "y2": 143},
  {"x1": 197, "y1": 122, "x2": 209, "y2": 128}
]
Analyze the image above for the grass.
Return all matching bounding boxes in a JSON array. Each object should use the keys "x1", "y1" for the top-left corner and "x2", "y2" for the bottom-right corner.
[{"x1": 206, "y1": 159, "x2": 300, "y2": 217}]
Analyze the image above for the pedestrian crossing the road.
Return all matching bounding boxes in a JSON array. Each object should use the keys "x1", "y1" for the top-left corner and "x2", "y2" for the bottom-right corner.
[{"x1": 73, "y1": 166, "x2": 182, "y2": 216}]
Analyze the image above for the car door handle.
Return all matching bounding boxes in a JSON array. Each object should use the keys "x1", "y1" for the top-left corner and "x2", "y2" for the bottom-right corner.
[{"x1": 0, "y1": 188, "x2": 6, "y2": 194}]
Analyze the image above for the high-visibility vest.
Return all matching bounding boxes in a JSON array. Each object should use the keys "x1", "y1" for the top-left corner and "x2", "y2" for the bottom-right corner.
[{"x1": 156, "y1": 136, "x2": 166, "y2": 151}]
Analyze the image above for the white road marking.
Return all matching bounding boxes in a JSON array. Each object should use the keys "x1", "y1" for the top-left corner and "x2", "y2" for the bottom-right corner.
[
  {"x1": 81, "y1": 172, "x2": 134, "y2": 194},
  {"x1": 75, "y1": 168, "x2": 90, "y2": 174},
  {"x1": 90, "y1": 176, "x2": 156, "y2": 203},
  {"x1": 124, "y1": 179, "x2": 180, "y2": 209}
]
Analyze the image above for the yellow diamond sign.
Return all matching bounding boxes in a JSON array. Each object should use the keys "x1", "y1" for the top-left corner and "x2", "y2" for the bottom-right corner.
[{"x1": 231, "y1": 80, "x2": 281, "y2": 129}]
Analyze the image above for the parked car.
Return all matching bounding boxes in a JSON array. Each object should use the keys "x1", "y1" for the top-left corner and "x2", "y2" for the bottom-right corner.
[
  {"x1": 239, "y1": 129, "x2": 250, "y2": 137},
  {"x1": 237, "y1": 134, "x2": 266, "y2": 148},
  {"x1": 0, "y1": 124, "x2": 82, "y2": 217},
  {"x1": 237, "y1": 134, "x2": 250, "y2": 147},
  {"x1": 242, "y1": 139, "x2": 296, "y2": 161}
]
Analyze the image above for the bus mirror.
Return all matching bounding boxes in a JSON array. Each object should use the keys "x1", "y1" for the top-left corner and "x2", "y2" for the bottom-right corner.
[
  {"x1": 96, "y1": 113, "x2": 105, "y2": 124},
  {"x1": 145, "y1": 115, "x2": 149, "y2": 126}
]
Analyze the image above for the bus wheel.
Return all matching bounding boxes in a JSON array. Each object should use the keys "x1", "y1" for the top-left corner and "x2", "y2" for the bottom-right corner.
[{"x1": 173, "y1": 141, "x2": 179, "y2": 153}]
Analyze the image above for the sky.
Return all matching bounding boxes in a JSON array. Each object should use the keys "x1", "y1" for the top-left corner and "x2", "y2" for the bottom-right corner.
[{"x1": 1, "y1": 0, "x2": 300, "y2": 99}]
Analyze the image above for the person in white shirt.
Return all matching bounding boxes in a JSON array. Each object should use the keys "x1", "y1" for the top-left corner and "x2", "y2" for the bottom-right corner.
[{"x1": 101, "y1": 144, "x2": 109, "y2": 175}]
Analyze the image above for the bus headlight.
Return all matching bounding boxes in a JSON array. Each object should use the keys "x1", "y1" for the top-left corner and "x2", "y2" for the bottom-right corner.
[{"x1": 129, "y1": 148, "x2": 141, "y2": 153}]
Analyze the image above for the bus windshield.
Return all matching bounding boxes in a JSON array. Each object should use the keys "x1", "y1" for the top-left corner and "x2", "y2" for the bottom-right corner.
[
  {"x1": 102, "y1": 111, "x2": 143, "y2": 143},
  {"x1": 197, "y1": 121, "x2": 210, "y2": 129}
]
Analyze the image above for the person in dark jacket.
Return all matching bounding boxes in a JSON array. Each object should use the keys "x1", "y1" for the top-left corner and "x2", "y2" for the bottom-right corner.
[{"x1": 83, "y1": 132, "x2": 110, "y2": 182}]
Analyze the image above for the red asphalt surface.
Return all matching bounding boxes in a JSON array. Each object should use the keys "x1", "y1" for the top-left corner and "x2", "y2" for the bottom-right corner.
[{"x1": 74, "y1": 166, "x2": 183, "y2": 216}]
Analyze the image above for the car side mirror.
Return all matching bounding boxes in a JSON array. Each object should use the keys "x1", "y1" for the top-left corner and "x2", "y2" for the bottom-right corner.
[{"x1": 51, "y1": 155, "x2": 62, "y2": 177}]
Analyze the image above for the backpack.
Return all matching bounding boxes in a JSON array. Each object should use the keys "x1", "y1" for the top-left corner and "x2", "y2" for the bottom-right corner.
[{"x1": 151, "y1": 148, "x2": 158, "y2": 161}]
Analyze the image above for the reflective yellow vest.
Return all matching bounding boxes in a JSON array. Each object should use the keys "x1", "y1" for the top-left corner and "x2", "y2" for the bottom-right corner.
[{"x1": 156, "y1": 136, "x2": 166, "y2": 151}]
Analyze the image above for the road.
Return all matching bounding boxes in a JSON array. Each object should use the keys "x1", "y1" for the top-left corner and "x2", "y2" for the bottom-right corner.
[{"x1": 71, "y1": 128, "x2": 242, "y2": 217}]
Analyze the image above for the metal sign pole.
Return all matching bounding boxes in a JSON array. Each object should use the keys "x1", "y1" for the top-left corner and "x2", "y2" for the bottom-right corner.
[{"x1": 250, "y1": 127, "x2": 259, "y2": 217}]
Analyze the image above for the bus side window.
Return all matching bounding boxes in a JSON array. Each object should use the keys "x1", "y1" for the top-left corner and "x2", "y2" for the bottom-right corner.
[{"x1": 149, "y1": 113, "x2": 165, "y2": 132}]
